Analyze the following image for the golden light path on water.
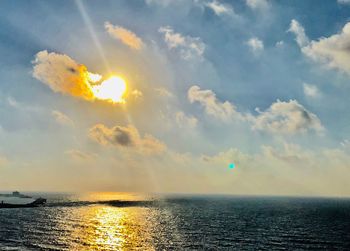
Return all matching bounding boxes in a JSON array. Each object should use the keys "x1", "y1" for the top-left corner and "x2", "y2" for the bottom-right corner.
[
  {"x1": 50, "y1": 193, "x2": 181, "y2": 250},
  {"x1": 64, "y1": 206, "x2": 152, "y2": 250},
  {"x1": 90, "y1": 206, "x2": 152, "y2": 250}
]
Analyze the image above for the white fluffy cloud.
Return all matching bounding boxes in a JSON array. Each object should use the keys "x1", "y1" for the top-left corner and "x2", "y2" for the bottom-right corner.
[
  {"x1": 246, "y1": 37, "x2": 264, "y2": 55},
  {"x1": 338, "y1": 0, "x2": 350, "y2": 4},
  {"x1": 303, "y1": 83, "x2": 321, "y2": 98},
  {"x1": 188, "y1": 85, "x2": 237, "y2": 121},
  {"x1": 246, "y1": 0, "x2": 269, "y2": 11},
  {"x1": 89, "y1": 124, "x2": 166, "y2": 155},
  {"x1": 288, "y1": 19, "x2": 309, "y2": 48},
  {"x1": 159, "y1": 26, "x2": 205, "y2": 60},
  {"x1": 105, "y1": 22, "x2": 144, "y2": 50},
  {"x1": 253, "y1": 99, "x2": 324, "y2": 134},
  {"x1": 302, "y1": 22, "x2": 350, "y2": 74},
  {"x1": 205, "y1": 0, "x2": 234, "y2": 16},
  {"x1": 188, "y1": 86, "x2": 323, "y2": 134},
  {"x1": 289, "y1": 19, "x2": 350, "y2": 75}
]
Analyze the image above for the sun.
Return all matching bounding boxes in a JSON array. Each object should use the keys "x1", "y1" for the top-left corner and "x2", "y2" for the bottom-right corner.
[{"x1": 91, "y1": 76, "x2": 127, "y2": 103}]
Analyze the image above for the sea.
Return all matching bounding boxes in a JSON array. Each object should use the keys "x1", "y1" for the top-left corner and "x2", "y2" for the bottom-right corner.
[{"x1": 0, "y1": 193, "x2": 350, "y2": 250}]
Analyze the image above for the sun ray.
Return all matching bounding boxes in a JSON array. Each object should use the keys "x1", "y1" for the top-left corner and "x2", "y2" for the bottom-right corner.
[{"x1": 75, "y1": 0, "x2": 111, "y2": 73}]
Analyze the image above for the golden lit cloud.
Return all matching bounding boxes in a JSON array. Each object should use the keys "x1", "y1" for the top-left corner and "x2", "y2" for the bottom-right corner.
[
  {"x1": 32, "y1": 51, "x2": 128, "y2": 104},
  {"x1": 32, "y1": 51, "x2": 96, "y2": 100},
  {"x1": 105, "y1": 22, "x2": 144, "y2": 50}
]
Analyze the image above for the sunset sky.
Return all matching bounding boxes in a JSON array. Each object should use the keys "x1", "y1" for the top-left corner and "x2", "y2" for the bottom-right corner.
[{"x1": 0, "y1": 0, "x2": 350, "y2": 196}]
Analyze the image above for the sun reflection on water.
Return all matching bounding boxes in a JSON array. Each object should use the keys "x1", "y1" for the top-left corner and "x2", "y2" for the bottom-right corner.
[
  {"x1": 94, "y1": 207, "x2": 131, "y2": 249},
  {"x1": 71, "y1": 205, "x2": 155, "y2": 250},
  {"x1": 46, "y1": 193, "x2": 180, "y2": 250}
]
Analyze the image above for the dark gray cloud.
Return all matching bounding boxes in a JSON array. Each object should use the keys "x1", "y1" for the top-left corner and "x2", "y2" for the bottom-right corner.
[{"x1": 89, "y1": 124, "x2": 166, "y2": 155}]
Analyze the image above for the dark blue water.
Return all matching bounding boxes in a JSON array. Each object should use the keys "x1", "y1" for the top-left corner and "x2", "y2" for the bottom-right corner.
[{"x1": 0, "y1": 194, "x2": 349, "y2": 250}]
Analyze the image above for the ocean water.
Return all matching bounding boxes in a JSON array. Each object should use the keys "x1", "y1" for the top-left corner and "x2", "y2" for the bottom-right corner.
[{"x1": 0, "y1": 193, "x2": 349, "y2": 250}]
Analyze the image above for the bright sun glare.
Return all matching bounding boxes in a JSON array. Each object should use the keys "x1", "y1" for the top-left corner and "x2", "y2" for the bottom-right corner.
[{"x1": 91, "y1": 76, "x2": 127, "y2": 103}]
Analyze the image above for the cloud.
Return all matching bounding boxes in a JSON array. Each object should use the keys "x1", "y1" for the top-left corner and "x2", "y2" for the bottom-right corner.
[
  {"x1": 7, "y1": 97, "x2": 20, "y2": 108},
  {"x1": 131, "y1": 89, "x2": 143, "y2": 99},
  {"x1": 301, "y1": 22, "x2": 350, "y2": 74},
  {"x1": 146, "y1": 0, "x2": 235, "y2": 17},
  {"x1": 52, "y1": 110, "x2": 74, "y2": 127},
  {"x1": 65, "y1": 149, "x2": 96, "y2": 160},
  {"x1": 201, "y1": 147, "x2": 252, "y2": 165},
  {"x1": 201, "y1": 143, "x2": 313, "y2": 172},
  {"x1": 338, "y1": 0, "x2": 350, "y2": 4},
  {"x1": 303, "y1": 83, "x2": 321, "y2": 98},
  {"x1": 253, "y1": 99, "x2": 324, "y2": 134},
  {"x1": 188, "y1": 85, "x2": 237, "y2": 121},
  {"x1": 288, "y1": 19, "x2": 309, "y2": 48},
  {"x1": 289, "y1": 19, "x2": 350, "y2": 75},
  {"x1": 246, "y1": 0, "x2": 269, "y2": 11},
  {"x1": 261, "y1": 143, "x2": 311, "y2": 164},
  {"x1": 145, "y1": 0, "x2": 177, "y2": 6},
  {"x1": 340, "y1": 139, "x2": 350, "y2": 148},
  {"x1": 6, "y1": 96, "x2": 40, "y2": 112},
  {"x1": 246, "y1": 37, "x2": 264, "y2": 55},
  {"x1": 105, "y1": 22, "x2": 144, "y2": 50},
  {"x1": 188, "y1": 85, "x2": 323, "y2": 135},
  {"x1": 32, "y1": 50, "x2": 97, "y2": 100},
  {"x1": 205, "y1": 0, "x2": 234, "y2": 16},
  {"x1": 159, "y1": 26, "x2": 205, "y2": 60},
  {"x1": 175, "y1": 111, "x2": 198, "y2": 128},
  {"x1": 197, "y1": 141, "x2": 350, "y2": 196},
  {"x1": 275, "y1": 41, "x2": 284, "y2": 48},
  {"x1": 89, "y1": 124, "x2": 166, "y2": 155},
  {"x1": 154, "y1": 87, "x2": 173, "y2": 97},
  {"x1": 202, "y1": 142, "x2": 315, "y2": 173}
]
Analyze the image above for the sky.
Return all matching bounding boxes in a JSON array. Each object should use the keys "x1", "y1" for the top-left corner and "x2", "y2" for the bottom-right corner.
[{"x1": 0, "y1": 0, "x2": 350, "y2": 196}]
